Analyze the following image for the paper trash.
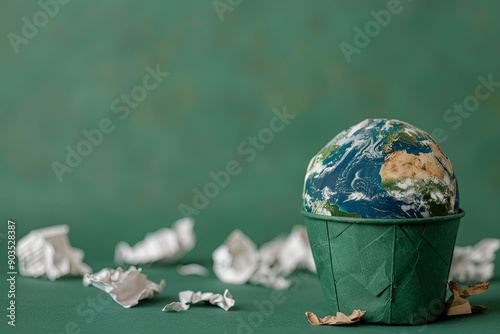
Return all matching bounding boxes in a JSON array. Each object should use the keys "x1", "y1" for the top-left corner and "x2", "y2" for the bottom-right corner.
[
  {"x1": 260, "y1": 225, "x2": 316, "y2": 276},
  {"x1": 17, "y1": 225, "x2": 92, "y2": 280},
  {"x1": 248, "y1": 263, "x2": 292, "y2": 290},
  {"x1": 445, "y1": 281, "x2": 489, "y2": 316},
  {"x1": 177, "y1": 264, "x2": 209, "y2": 277},
  {"x1": 115, "y1": 218, "x2": 195, "y2": 265},
  {"x1": 449, "y1": 238, "x2": 500, "y2": 283},
  {"x1": 213, "y1": 226, "x2": 315, "y2": 289},
  {"x1": 306, "y1": 310, "x2": 365, "y2": 325},
  {"x1": 213, "y1": 230, "x2": 260, "y2": 285},
  {"x1": 163, "y1": 289, "x2": 234, "y2": 312},
  {"x1": 83, "y1": 266, "x2": 165, "y2": 308}
]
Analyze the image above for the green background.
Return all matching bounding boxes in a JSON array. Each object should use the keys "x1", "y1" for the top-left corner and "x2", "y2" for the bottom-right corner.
[{"x1": 1, "y1": 0, "x2": 499, "y2": 333}]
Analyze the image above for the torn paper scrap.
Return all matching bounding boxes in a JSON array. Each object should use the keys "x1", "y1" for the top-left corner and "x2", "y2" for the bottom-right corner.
[
  {"x1": 445, "y1": 281, "x2": 489, "y2": 316},
  {"x1": 213, "y1": 230, "x2": 260, "y2": 285},
  {"x1": 306, "y1": 310, "x2": 366, "y2": 325},
  {"x1": 177, "y1": 264, "x2": 209, "y2": 277},
  {"x1": 114, "y1": 217, "x2": 195, "y2": 265},
  {"x1": 450, "y1": 238, "x2": 500, "y2": 283},
  {"x1": 213, "y1": 226, "x2": 316, "y2": 289},
  {"x1": 83, "y1": 266, "x2": 165, "y2": 308},
  {"x1": 260, "y1": 225, "x2": 316, "y2": 276},
  {"x1": 163, "y1": 289, "x2": 234, "y2": 312},
  {"x1": 250, "y1": 234, "x2": 292, "y2": 289},
  {"x1": 17, "y1": 225, "x2": 92, "y2": 280},
  {"x1": 248, "y1": 265, "x2": 292, "y2": 290}
]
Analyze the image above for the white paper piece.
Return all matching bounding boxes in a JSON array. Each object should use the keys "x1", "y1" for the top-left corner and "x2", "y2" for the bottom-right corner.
[
  {"x1": 248, "y1": 263, "x2": 292, "y2": 290},
  {"x1": 163, "y1": 289, "x2": 234, "y2": 312},
  {"x1": 450, "y1": 238, "x2": 500, "y2": 283},
  {"x1": 212, "y1": 226, "x2": 316, "y2": 289},
  {"x1": 16, "y1": 225, "x2": 92, "y2": 280},
  {"x1": 114, "y1": 218, "x2": 195, "y2": 265},
  {"x1": 213, "y1": 230, "x2": 260, "y2": 285},
  {"x1": 83, "y1": 266, "x2": 165, "y2": 308},
  {"x1": 261, "y1": 225, "x2": 316, "y2": 276},
  {"x1": 177, "y1": 264, "x2": 209, "y2": 277}
]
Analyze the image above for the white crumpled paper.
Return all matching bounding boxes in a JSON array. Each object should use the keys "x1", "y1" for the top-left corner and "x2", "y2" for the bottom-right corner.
[
  {"x1": 83, "y1": 266, "x2": 165, "y2": 308},
  {"x1": 17, "y1": 225, "x2": 92, "y2": 280},
  {"x1": 213, "y1": 230, "x2": 260, "y2": 285},
  {"x1": 177, "y1": 264, "x2": 209, "y2": 277},
  {"x1": 450, "y1": 238, "x2": 500, "y2": 283},
  {"x1": 163, "y1": 289, "x2": 234, "y2": 312},
  {"x1": 114, "y1": 218, "x2": 195, "y2": 265},
  {"x1": 261, "y1": 225, "x2": 316, "y2": 276},
  {"x1": 213, "y1": 226, "x2": 315, "y2": 289}
]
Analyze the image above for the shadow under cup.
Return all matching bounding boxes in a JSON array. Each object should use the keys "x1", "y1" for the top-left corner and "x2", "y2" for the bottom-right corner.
[{"x1": 302, "y1": 208, "x2": 464, "y2": 325}]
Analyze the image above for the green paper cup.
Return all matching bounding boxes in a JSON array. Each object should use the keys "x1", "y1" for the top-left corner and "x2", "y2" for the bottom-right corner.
[{"x1": 302, "y1": 208, "x2": 464, "y2": 325}]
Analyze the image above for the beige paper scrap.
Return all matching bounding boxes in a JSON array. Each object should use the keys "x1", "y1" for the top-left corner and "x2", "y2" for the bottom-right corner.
[
  {"x1": 306, "y1": 310, "x2": 366, "y2": 325},
  {"x1": 446, "y1": 281, "x2": 489, "y2": 316}
]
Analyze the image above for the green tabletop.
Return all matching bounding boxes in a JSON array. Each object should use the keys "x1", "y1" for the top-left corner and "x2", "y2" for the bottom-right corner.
[{"x1": 6, "y1": 259, "x2": 500, "y2": 334}]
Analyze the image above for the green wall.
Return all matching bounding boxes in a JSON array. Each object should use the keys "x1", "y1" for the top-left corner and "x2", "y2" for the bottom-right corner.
[{"x1": 1, "y1": 0, "x2": 499, "y2": 275}]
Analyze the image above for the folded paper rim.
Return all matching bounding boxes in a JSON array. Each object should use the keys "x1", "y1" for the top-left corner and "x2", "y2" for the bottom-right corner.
[{"x1": 301, "y1": 208, "x2": 464, "y2": 225}]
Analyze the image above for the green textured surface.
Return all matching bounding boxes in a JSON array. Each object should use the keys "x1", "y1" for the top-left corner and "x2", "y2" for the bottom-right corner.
[
  {"x1": 3, "y1": 265, "x2": 500, "y2": 334},
  {"x1": 304, "y1": 210, "x2": 463, "y2": 324},
  {"x1": 1, "y1": 0, "x2": 500, "y2": 333}
]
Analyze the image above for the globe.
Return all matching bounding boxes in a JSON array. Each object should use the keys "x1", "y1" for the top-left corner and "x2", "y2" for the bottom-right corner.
[{"x1": 303, "y1": 119, "x2": 459, "y2": 219}]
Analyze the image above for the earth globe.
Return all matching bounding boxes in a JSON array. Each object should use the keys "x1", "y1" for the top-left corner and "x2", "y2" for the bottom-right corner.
[{"x1": 303, "y1": 119, "x2": 459, "y2": 219}]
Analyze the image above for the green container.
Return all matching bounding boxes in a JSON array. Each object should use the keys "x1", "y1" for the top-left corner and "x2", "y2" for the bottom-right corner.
[{"x1": 302, "y1": 208, "x2": 464, "y2": 325}]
